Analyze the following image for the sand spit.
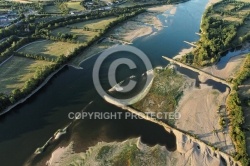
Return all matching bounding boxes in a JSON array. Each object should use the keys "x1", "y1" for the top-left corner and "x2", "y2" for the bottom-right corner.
[
  {"x1": 174, "y1": 47, "x2": 194, "y2": 59},
  {"x1": 202, "y1": 53, "x2": 248, "y2": 80}
]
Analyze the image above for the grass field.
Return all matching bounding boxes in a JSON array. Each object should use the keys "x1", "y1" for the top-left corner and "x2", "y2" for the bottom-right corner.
[
  {"x1": 44, "y1": 5, "x2": 61, "y2": 13},
  {"x1": 66, "y1": 2, "x2": 85, "y2": 11},
  {"x1": 18, "y1": 40, "x2": 81, "y2": 60},
  {"x1": 71, "y1": 17, "x2": 118, "y2": 30},
  {"x1": 0, "y1": 56, "x2": 53, "y2": 94},
  {"x1": 51, "y1": 27, "x2": 99, "y2": 43},
  {"x1": 235, "y1": 20, "x2": 250, "y2": 39},
  {"x1": 51, "y1": 17, "x2": 118, "y2": 42}
]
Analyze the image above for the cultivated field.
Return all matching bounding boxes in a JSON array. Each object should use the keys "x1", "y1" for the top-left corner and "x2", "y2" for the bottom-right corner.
[
  {"x1": 0, "y1": 56, "x2": 53, "y2": 94},
  {"x1": 51, "y1": 17, "x2": 118, "y2": 42},
  {"x1": 18, "y1": 40, "x2": 81, "y2": 60},
  {"x1": 66, "y1": 2, "x2": 85, "y2": 11}
]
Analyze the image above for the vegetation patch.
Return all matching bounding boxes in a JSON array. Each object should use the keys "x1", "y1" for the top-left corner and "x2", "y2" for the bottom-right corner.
[
  {"x1": 70, "y1": 17, "x2": 118, "y2": 30},
  {"x1": 65, "y1": 2, "x2": 85, "y2": 11},
  {"x1": 0, "y1": 56, "x2": 53, "y2": 94},
  {"x1": 44, "y1": 5, "x2": 61, "y2": 13},
  {"x1": 226, "y1": 54, "x2": 250, "y2": 166},
  {"x1": 132, "y1": 67, "x2": 184, "y2": 123},
  {"x1": 111, "y1": 144, "x2": 140, "y2": 166},
  {"x1": 51, "y1": 27, "x2": 99, "y2": 43},
  {"x1": 50, "y1": 17, "x2": 118, "y2": 43},
  {"x1": 183, "y1": 0, "x2": 250, "y2": 66},
  {"x1": 18, "y1": 40, "x2": 81, "y2": 61}
]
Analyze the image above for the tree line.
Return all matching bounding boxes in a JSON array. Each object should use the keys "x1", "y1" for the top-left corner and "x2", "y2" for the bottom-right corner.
[
  {"x1": 0, "y1": 8, "x2": 145, "y2": 113},
  {"x1": 227, "y1": 54, "x2": 250, "y2": 166},
  {"x1": 0, "y1": 37, "x2": 35, "y2": 63}
]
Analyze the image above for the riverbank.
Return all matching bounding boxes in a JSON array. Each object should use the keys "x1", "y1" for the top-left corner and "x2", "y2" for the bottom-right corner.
[
  {"x1": 0, "y1": 8, "x2": 147, "y2": 116},
  {"x1": 173, "y1": 0, "x2": 221, "y2": 61},
  {"x1": 175, "y1": 78, "x2": 234, "y2": 153},
  {"x1": 202, "y1": 53, "x2": 249, "y2": 80},
  {"x1": 0, "y1": 64, "x2": 66, "y2": 116},
  {"x1": 103, "y1": 96, "x2": 239, "y2": 165},
  {"x1": 70, "y1": 4, "x2": 177, "y2": 67},
  {"x1": 42, "y1": 92, "x2": 239, "y2": 166}
]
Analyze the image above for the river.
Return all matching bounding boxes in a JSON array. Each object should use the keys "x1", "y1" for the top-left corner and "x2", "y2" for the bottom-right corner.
[{"x1": 0, "y1": 0, "x2": 213, "y2": 165}]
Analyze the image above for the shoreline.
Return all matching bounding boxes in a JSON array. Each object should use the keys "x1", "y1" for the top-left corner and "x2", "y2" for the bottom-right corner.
[
  {"x1": 173, "y1": 0, "x2": 222, "y2": 60},
  {"x1": 103, "y1": 95, "x2": 239, "y2": 166},
  {"x1": 69, "y1": 5, "x2": 173, "y2": 68},
  {"x1": 0, "y1": 65, "x2": 66, "y2": 116},
  {"x1": 0, "y1": 4, "x2": 169, "y2": 116}
]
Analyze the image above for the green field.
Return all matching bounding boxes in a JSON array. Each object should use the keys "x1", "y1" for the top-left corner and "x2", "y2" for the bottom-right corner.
[
  {"x1": 66, "y1": 2, "x2": 85, "y2": 11},
  {"x1": 18, "y1": 40, "x2": 81, "y2": 60},
  {"x1": 51, "y1": 27, "x2": 99, "y2": 43},
  {"x1": 0, "y1": 56, "x2": 53, "y2": 94},
  {"x1": 51, "y1": 17, "x2": 118, "y2": 42},
  {"x1": 44, "y1": 5, "x2": 61, "y2": 13},
  {"x1": 71, "y1": 17, "x2": 118, "y2": 30}
]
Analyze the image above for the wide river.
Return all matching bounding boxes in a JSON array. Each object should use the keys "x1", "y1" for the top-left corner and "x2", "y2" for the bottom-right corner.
[{"x1": 0, "y1": 0, "x2": 212, "y2": 165}]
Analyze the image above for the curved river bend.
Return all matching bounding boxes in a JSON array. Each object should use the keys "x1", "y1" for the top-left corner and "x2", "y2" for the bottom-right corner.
[{"x1": 0, "y1": 0, "x2": 218, "y2": 165}]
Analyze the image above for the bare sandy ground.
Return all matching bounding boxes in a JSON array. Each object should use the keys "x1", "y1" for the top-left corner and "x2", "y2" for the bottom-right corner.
[
  {"x1": 113, "y1": 20, "x2": 154, "y2": 42},
  {"x1": 46, "y1": 142, "x2": 74, "y2": 166},
  {"x1": 175, "y1": 78, "x2": 235, "y2": 154},
  {"x1": 69, "y1": 42, "x2": 116, "y2": 67},
  {"x1": 202, "y1": 53, "x2": 248, "y2": 80},
  {"x1": 147, "y1": 5, "x2": 175, "y2": 13},
  {"x1": 174, "y1": 47, "x2": 194, "y2": 59}
]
